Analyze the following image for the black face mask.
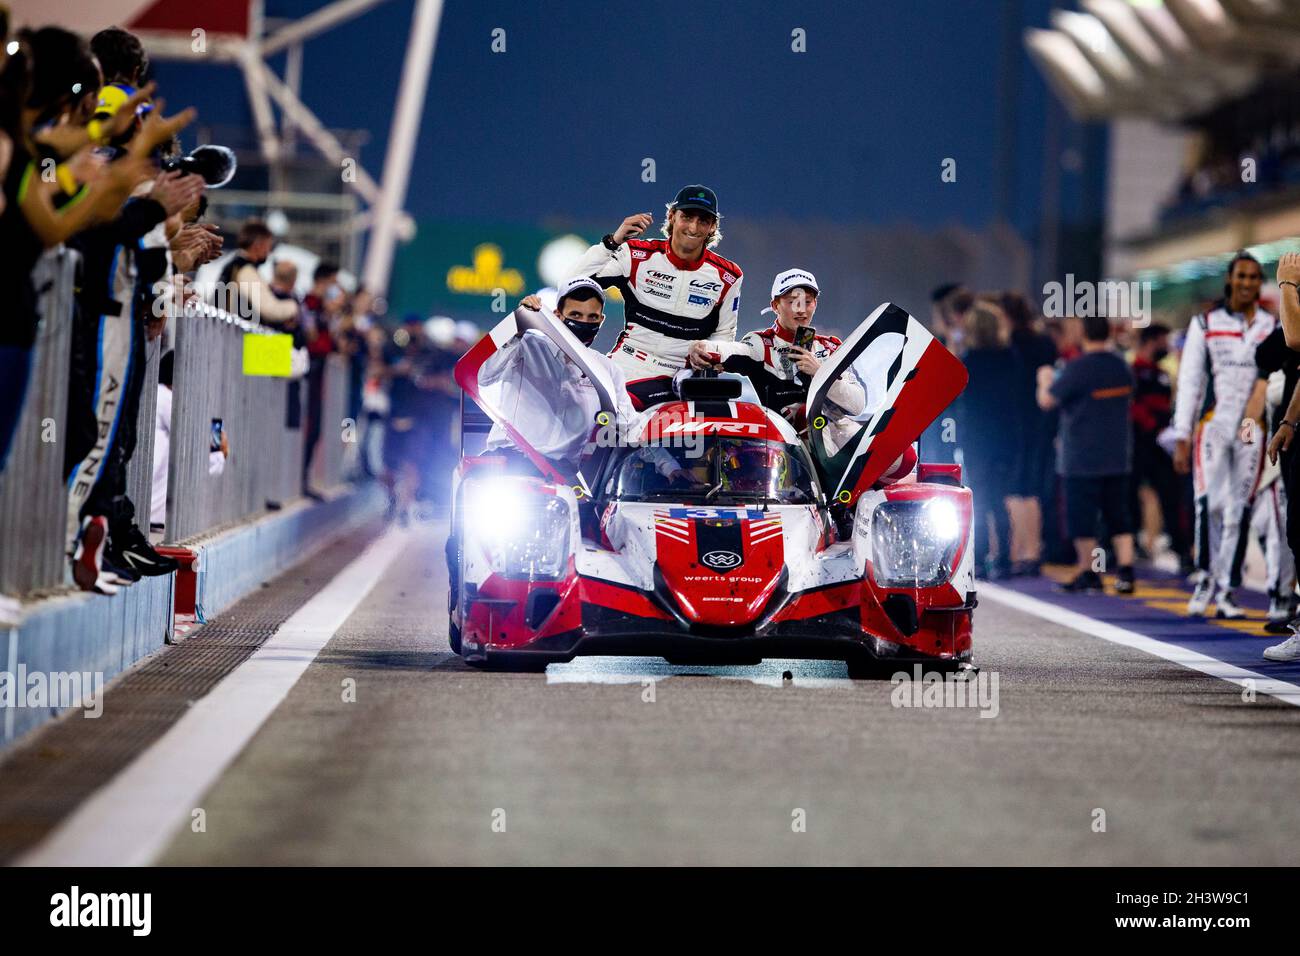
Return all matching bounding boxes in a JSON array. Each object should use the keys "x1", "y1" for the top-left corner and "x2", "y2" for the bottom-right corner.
[
  {"x1": 1153, "y1": 347, "x2": 1169, "y2": 363},
  {"x1": 563, "y1": 318, "x2": 600, "y2": 346}
]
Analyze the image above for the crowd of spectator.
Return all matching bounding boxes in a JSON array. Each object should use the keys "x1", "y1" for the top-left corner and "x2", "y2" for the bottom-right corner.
[
  {"x1": 0, "y1": 20, "x2": 211, "y2": 594},
  {"x1": 1164, "y1": 121, "x2": 1300, "y2": 225},
  {"x1": 0, "y1": 18, "x2": 471, "y2": 600},
  {"x1": 934, "y1": 253, "x2": 1300, "y2": 659}
]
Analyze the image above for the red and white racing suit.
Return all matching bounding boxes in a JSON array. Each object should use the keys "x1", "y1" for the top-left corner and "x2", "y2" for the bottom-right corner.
[
  {"x1": 1173, "y1": 304, "x2": 1277, "y2": 592},
  {"x1": 714, "y1": 321, "x2": 914, "y2": 483},
  {"x1": 568, "y1": 237, "x2": 742, "y2": 408}
]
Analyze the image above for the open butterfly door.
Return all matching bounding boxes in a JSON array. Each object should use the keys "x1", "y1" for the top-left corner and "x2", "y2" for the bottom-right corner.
[
  {"x1": 454, "y1": 305, "x2": 623, "y2": 497},
  {"x1": 805, "y1": 302, "x2": 968, "y2": 507}
]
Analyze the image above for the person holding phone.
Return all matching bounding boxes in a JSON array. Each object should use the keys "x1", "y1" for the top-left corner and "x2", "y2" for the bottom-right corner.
[
  {"x1": 699, "y1": 268, "x2": 864, "y2": 423},
  {"x1": 694, "y1": 268, "x2": 903, "y2": 477}
]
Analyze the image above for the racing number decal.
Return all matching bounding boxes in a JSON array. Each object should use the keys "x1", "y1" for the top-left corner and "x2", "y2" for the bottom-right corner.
[{"x1": 670, "y1": 507, "x2": 764, "y2": 520}]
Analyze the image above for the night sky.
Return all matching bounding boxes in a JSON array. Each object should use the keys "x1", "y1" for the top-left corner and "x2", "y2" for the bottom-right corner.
[{"x1": 153, "y1": 0, "x2": 1093, "y2": 241}]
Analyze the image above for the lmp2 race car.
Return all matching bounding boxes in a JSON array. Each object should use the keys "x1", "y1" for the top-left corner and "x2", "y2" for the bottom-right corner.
[{"x1": 447, "y1": 302, "x2": 973, "y2": 677}]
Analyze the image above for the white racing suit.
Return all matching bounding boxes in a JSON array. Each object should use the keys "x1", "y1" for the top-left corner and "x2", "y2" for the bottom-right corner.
[
  {"x1": 711, "y1": 320, "x2": 915, "y2": 481},
  {"x1": 1249, "y1": 369, "x2": 1297, "y2": 603},
  {"x1": 711, "y1": 321, "x2": 866, "y2": 453},
  {"x1": 1251, "y1": 455, "x2": 1293, "y2": 601},
  {"x1": 567, "y1": 237, "x2": 742, "y2": 408},
  {"x1": 1173, "y1": 305, "x2": 1278, "y2": 593},
  {"x1": 480, "y1": 329, "x2": 638, "y2": 470}
]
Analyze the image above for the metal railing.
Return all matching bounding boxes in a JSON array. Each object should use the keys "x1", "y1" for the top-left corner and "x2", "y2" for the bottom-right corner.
[
  {"x1": 0, "y1": 247, "x2": 355, "y2": 599},
  {"x1": 163, "y1": 300, "x2": 352, "y2": 543},
  {"x1": 306, "y1": 355, "x2": 352, "y2": 492},
  {"x1": 0, "y1": 249, "x2": 78, "y2": 596}
]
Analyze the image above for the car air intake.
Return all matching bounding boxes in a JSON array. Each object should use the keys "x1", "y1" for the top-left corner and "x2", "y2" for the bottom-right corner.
[
  {"x1": 525, "y1": 590, "x2": 562, "y2": 630},
  {"x1": 677, "y1": 376, "x2": 742, "y2": 400},
  {"x1": 882, "y1": 593, "x2": 919, "y2": 637}
]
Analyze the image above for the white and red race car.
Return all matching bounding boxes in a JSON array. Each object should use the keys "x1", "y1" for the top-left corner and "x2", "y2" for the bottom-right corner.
[{"x1": 448, "y1": 302, "x2": 972, "y2": 677}]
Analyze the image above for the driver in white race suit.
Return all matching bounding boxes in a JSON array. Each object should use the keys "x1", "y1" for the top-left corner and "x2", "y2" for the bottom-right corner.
[
  {"x1": 566, "y1": 184, "x2": 743, "y2": 410},
  {"x1": 696, "y1": 267, "x2": 915, "y2": 480},
  {"x1": 1172, "y1": 252, "x2": 1277, "y2": 619},
  {"x1": 478, "y1": 277, "x2": 687, "y2": 483}
]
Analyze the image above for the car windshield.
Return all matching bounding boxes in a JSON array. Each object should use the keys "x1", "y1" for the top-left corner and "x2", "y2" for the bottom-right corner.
[{"x1": 608, "y1": 438, "x2": 819, "y2": 504}]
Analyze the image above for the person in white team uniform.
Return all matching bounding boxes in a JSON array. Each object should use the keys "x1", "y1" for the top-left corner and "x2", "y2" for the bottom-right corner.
[
  {"x1": 1172, "y1": 253, "x2": 1277, "y2": 619},
  {"x1": 700, "y1": 268, "x2": 914, "y2": 479},
  {"x1": 479, "y1": 278, "x2": 638, "y2": 473},
  {"x1": 566, "y1": 184, "x2": 743, "y2": 410},
  {"x1": 479, "y1": 277, "x2": 688, "y2": 487}
]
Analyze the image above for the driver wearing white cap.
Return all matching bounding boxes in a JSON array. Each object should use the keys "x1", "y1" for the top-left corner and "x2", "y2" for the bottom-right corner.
[
  {"x1": 702, "y1": 269, "x2": 915, "y2": 481},
  {"x1": 698, "y1": 269, "x2": 865, "y2": 427}
]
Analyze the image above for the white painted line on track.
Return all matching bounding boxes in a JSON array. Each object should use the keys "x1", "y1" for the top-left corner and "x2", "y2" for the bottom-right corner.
[
  {"x1": 18, "y1": 527, "x2": 412, "y2": 867},
  {"x1": 979, "y1": 581, "x2": 1300, "y2": 707}
]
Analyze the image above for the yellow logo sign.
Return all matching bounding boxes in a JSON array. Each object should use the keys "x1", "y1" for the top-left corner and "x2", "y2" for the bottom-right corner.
[
  {"x1": 242, "y1": 332, "x2": 293, "y2": 377},
  {"x1": 447, "y1": 244, "x2": 525, "y2": 296}
]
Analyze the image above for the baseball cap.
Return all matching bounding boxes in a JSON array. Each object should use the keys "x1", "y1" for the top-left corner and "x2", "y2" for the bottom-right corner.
[
  {"x1": 770, "y1": 268, "x2": 820, "y2": 300},
  {"x1": 92, "y1": 81, "x2": 152, "y2": 123},
  {"x1": 670, "y1": 184, "x2": 720, "y2": 217},
  {"x1": 555, "y1": 276, "x2": 606, "y2": 307}
]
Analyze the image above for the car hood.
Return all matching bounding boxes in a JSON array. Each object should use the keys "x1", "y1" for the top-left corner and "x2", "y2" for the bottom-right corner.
[{"x1": 609, "y1": 503, "x2": 787, "y2": 627}]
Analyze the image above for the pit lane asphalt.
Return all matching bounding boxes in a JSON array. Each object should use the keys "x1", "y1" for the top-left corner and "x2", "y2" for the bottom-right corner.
[{"x1": 127, "y1": 520, "x2": 1300, "y2": 866}]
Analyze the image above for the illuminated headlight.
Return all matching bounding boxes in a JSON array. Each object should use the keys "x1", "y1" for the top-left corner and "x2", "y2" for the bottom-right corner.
[
  {"x1": 464, "y1": 480, "x2": 571, "y2": 579},
  {"x1": 870, "y1": 497, "x2": 961, "y2": 588}
]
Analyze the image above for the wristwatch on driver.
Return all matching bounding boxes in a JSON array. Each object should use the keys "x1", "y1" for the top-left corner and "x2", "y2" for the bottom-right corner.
[
  {"x1": 601, "y1": 233, "x2": 621, "y2": 251},
  {"x1": 1283, "y1": 420, "x2": 1299, "y2": 431}
]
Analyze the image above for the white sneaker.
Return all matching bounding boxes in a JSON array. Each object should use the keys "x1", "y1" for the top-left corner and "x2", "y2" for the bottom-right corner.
[
  {"x1": 1215, "y1": 590, "x2": 1245, "y2": 620},
  {"x1": 1263, "y1": 635, "x2": 1300, "y2": 661},
  {"x1": 1187, "y1": 578, "x2": 1214, "y2": 616}
]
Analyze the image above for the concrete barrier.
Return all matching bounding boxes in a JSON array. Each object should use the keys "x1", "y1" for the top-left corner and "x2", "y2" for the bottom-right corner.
[{"x1": 0, "y1": 483, "x2": 384, "y2": 749}]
